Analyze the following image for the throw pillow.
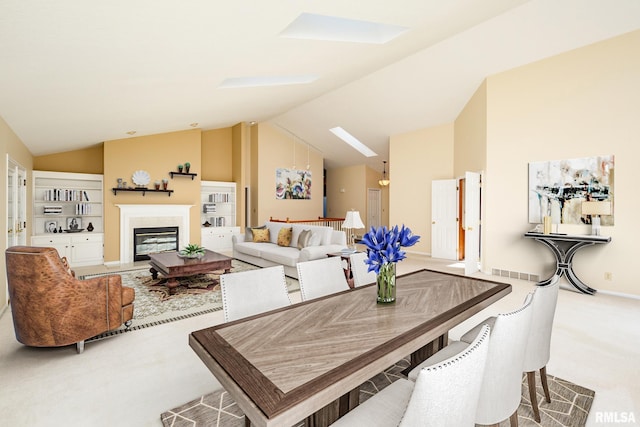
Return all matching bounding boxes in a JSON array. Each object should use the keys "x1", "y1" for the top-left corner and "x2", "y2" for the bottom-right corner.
[
  {"x1": 277, "y1": 227, "x2": 293, "y2": 247},
  {"x1": 252, "y1": 228, "x2": 270, "y2": 243},
  {"x1": 297, "y1": 229, "x2": 312, "y2": 249},
  {"x1": 246, "y1": 225, "x2": 266, "y2": 241},
  {"x1": 307, "y1": 231, "x2": 322, "y2": 247}
]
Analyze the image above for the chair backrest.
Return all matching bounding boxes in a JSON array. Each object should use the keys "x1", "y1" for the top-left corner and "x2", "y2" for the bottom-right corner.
[
  {"x1": 220, "y1": 265, "x2": 291, "y2": 322},
  {"x1": 296, "y1": 256, "x2": 350, "y2": 301},
  {"x1": 400, "y1": 324, "x2": 491, "y2": 427},
  {"x1": 475, "y1": 292, "x2": 534, "y2": 425},
  {"x1": 523, "y1": 276, "x2": 560, "y2": 371},
  {"x1": 350, "y1": 252, "x2": 376, "y2": 287}
]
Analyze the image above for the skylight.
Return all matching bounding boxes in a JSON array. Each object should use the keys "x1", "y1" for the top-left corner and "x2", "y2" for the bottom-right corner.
[
  {"x1": 330, "y1": 127, "x2": 377, "y2": 157},
  {"x1": 218, "y1": 75, "x2": 318, "y2": 89},
  {"x1": 280, "y1": 13, "x2": 408, "y2": 44}
]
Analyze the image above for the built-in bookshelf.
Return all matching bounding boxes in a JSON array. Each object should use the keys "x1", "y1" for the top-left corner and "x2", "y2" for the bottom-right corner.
[
  {"x1": 31, "y1": 171, "x2": 104, "y2": 266},
  {"x1": 200, "y1": 181, "x2": 239, "y2": 250}
]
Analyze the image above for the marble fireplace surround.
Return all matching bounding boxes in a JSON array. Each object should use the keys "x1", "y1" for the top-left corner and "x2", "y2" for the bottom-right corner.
[{"x1": 116, "y1": 204, "x2": 192, "y2": 265}]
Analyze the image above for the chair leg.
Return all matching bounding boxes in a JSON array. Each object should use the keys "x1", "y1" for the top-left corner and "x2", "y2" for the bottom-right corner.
[
  {"x1": 76, "y1": 340, "x2": 85, "y2": 354},
  {"x1": 527, "y1": 371, "x2": 541, "y2": 422},
  {"x1": 509, "y1": 409, "x2": 519, "y2": 427},
  {"x1": 244, "y1": 416, "x2": 251, "y2": 427},
  {"x1": 124, "y1": 320, "x2": 132, "y2": 329},
  {"x1": 540, "y1": 366, "x2": 551, "y2": 403}
]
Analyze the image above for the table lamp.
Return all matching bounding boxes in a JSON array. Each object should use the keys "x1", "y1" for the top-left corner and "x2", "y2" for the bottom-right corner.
[
  {"x1": 342, "y1": 210, "x2": 365, "y2": 250},
  {"x1": 581, "y1": 201, "x2": 611, "y2": 236}
]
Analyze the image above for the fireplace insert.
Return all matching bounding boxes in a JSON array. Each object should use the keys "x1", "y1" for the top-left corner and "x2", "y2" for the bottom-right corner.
[{"x1": 133, "y1": 226, "x2": 179, "y2": 261}]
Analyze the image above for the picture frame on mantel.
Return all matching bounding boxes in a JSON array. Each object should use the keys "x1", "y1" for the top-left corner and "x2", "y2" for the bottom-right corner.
[{"x1": 528, "y1": 155, "x2": 614, "y2": 225}]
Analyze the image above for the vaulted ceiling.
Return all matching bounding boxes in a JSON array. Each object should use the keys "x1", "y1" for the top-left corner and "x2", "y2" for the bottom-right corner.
[{"x1": 1, "y1": 0, "x2": 639, "y2": 171}]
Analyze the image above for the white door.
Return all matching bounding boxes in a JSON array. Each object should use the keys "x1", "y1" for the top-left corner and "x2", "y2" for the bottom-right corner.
[
  {"x1": 431, "y1": 179, "x2": 457, "y2": 260},
  {"x1": 6, "y1": 157, "x2": 26, "y2": 247},
  {"x1": 464, "y1": 171, "x2": 481, "y2": 275},
  {"x1": 367, "y1": 188, "x2": 381, "y2": 229}
]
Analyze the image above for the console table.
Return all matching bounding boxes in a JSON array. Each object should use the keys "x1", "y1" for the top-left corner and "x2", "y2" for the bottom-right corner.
[{"x1": 524, "y1": 232, "x2": 611, "y2": 295}]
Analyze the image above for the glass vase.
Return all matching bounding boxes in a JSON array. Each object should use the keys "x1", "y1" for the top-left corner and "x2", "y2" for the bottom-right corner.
[{"x1": 377, "y1": 262, "x2": 396, "y2": 303}]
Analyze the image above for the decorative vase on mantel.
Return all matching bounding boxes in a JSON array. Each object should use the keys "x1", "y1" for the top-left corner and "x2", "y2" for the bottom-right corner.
[{"x1": 377, "y1": 262, "x2": 396, "y2": 304}]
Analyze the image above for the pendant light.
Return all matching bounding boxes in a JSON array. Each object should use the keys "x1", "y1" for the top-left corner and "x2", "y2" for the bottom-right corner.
[{"x1": 379, "y1": 161, "x2": 390, "y2": 186}]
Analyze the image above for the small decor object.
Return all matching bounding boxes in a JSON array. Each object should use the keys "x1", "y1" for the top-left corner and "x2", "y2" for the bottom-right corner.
[
  {"x1": 45, "y1": 220, "x2": 58, "y2": 233},
  {"x1": 66, "y1": 217, "x2": 82, "y2": 231},
  {"x1": 117, "y1": 178, "x2": 123, "y2": 188},
  {"x1": 154, "y1": 180, "x2": 161, "y2": 190},
  {"x1": 362, "y1": 225, "x2": 420, "y2": 304},
  {"x1": 132, "y1": 170, "x2": 151, "y2": 187},
  {"x1": 184, "y1": 162, "x2": 191, "y2": 173},
  {"x1": 177, "y1": 164, "x2": 183, "y2": 173},
  {"x1": 58, "y1": 226, "x2": 63, "y2": 233},
  {"x1": 162, "y1": 178, "x2": 169, "y2": 190},
  {"x1": 87, "y1": 222, "x2": 94, "y2": 232},
  {"x1": 178, "y1": 244, "x2": 206, "y2": 259}
]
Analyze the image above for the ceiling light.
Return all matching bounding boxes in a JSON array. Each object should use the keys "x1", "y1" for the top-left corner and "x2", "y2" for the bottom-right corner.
[
  {"x1": 218, "y1": 75, "x2": 318, "y2": 89},
  {"x1": 379, "y1": 161, "x2": 390, "y2": 186},
  {"x1": 280, "y1": 13, "x2": 408, "y2": 44},
  {"x1": 329, "y1": 127, "x2": 377, "y2": 157},
  {"x1": 126, "y1": 131, "x2": 136, "y2": 135},
  {"x1": 189, "y1": 123, "x2": 199, "y2": 128}
]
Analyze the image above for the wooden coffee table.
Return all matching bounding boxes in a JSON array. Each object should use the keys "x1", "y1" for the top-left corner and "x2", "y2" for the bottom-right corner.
[{"x1": 148, "y1": 250, "x2": 232, "y2": 294}]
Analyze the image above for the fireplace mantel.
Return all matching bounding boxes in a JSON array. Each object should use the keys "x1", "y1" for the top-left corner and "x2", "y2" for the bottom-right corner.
[{"x1": 117, "y1": 204, "x2": 192, "y2": 264}]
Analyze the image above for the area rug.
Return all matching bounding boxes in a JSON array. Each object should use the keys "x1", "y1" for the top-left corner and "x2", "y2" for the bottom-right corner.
[
  {"x1": 161, "y1": 359, "x2": 595, "y2": 427},
  {"x1": 81, "y1": 260, "x2": 299, "y2": 340}
]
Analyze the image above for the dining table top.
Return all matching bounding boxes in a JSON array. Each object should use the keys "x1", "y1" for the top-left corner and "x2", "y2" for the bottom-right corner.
[{"x1": 189, "y1": 268, "x2": 511, "y2": 427}]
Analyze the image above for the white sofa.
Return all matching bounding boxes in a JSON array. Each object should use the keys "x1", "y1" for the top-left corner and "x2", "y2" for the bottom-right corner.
[{"x1": 232, "y1": 221, "x2": 347, "y2": 278}]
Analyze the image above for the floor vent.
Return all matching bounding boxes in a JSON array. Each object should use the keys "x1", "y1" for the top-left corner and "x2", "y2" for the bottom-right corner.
[{"x1": 491, "y1": 268, "x2": 540, "y2": 283}]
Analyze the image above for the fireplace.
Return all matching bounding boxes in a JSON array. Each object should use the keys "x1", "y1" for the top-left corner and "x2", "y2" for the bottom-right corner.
[
  {"x1": 133, "y1": 226, "x2": 179, "y2": 261},
  {"x1": 117, "y1": 204, "x2": 192, "y2": 265}
]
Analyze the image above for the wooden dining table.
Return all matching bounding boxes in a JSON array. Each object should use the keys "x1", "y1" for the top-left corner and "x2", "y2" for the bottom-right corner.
[{"x1": 189, "y1": 269, "x2": 511, "y2": 427}]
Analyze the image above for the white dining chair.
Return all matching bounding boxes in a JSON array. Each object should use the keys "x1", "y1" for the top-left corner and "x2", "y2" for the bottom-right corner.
[
  {"x1": 220, "y1": 265, "x2": 291, "y2": 322},
  {"x1": 409, "y1": 292, "x2": 534, "y2": 427},
  {"x1": 458, "y1": 278, "x2": 560, "y2": 423},
  {"x1": 296, "y1": 256, "x2": 350, "y2": 301},
  {"x1": 349, "y1": 252, "x2": 376, "y2": 287},
  {"x1": 330, "y1": 324, "x2": 491, "y2": 427}
]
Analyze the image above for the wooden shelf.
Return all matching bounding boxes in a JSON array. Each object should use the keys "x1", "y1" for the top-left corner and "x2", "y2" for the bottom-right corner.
[
  {"x1": 170, "y1": 171, "x2": 197, "y2": 180},
  {"x1": 112, "y1": 188, "x2": 174, "y2": 196}
]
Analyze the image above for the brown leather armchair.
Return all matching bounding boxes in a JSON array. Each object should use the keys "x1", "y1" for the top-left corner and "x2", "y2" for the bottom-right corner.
[{"x1": 5, "y1": 246, "x2": 135, "y2": 353}]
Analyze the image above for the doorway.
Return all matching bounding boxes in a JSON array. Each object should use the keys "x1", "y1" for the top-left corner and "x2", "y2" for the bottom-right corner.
[{"x1": 367, "y1": 188, "x2": 381, "y2": 229}]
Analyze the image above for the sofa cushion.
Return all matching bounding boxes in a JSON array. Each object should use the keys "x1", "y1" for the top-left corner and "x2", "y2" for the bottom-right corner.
[
  {"x1": 252, "y1": 228, "x2": 270, "y2": 243},
  {"x1": 308, "y1": 231, "x2": 322, "y2": 246},
  {"x1": 297, "y1": 229, "x2": 312, "y2": 249},
  {"x1": 261, "y1": 246, "x2": 300, "y2": 267},
  {"x1": 234, "y1": 241, "x2": 265, "y2": 257},
  {"x1": 277, "y1": 227, "x2": 293, "y2": 247}
]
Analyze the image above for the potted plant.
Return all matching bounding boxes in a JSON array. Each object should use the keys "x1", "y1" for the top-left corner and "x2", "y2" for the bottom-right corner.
[
  {"x1": 177, "y1": 164, "x2": 183, "y2": 173},
  {"x1": 184, "y1": 162, "x2": 191, "y2": 173},
  {"x1": 179, "y1": 243, "x2": 206, "y2": 258}
]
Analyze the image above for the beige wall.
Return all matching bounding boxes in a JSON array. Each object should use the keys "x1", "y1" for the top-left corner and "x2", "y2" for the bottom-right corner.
[
  {"x1": 1, "y1": 116, "x2": 33, "y2": 310},
  {"x1": 389, "y1": 123, "x2": 455, "y2": 255},
  {"x1": 252, "y1": 123, "x2": 323, "y2": 224},
  {"x1": 103, "y1": 129, "x2": 202, "y2": 262},
  {"x1": 202, "y1": 128, "x2": 232, "y2": 182},
  {"x1": 231, "y1": 123, "x2": 249, "y2": 229},
  {"x1": 33, "y1": 144, "x2": 104, "y2": 174},
  {"x1": 482, "y1": 29, "x2": 640, "y2": 295}
]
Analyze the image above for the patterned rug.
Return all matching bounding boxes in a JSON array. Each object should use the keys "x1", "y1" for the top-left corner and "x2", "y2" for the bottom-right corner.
[
  {"x1": 161, "y1": 359, "x2": 595, "y2": 427},
  {"x1": 81, "y1": 260, "x2": 299, "y2": 340}
]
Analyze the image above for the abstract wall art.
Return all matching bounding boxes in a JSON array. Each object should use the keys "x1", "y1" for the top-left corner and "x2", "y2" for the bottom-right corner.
[
  {"x1": 276, "y1": 168, "x2": 312, "y2": 200},
  {"x1": 528, "y1": 155, "x2": 614, "y2": 225}
]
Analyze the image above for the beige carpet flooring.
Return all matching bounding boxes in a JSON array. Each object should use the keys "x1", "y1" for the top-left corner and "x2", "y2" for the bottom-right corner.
[{"x1": 161, "y1": 358, "x2": 595, "y2": 427}]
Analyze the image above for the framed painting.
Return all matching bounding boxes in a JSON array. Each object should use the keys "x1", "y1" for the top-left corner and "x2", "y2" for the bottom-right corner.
[
  {"x1": 276, "y1": 168, "x2": 311, "y2": 199},
  {"x1": 528, "y1": 155, "x2": 614, "y2": 225}
]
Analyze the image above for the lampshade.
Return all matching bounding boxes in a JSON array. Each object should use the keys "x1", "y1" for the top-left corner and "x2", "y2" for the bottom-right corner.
[
  {"x1": 581, "y1": 201, "x2": 611, "y2": 216},
  {"x1": 343, "y1": 210, "x2": 365, "y2": 229}
]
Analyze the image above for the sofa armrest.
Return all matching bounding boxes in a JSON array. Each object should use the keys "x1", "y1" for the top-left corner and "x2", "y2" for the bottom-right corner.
[
  {"x1": 300, "y1": 244, "x2": 349, "y2": 262},
  {"x1": 330, "y1": 230, "x2": 347, "y2": 246},
  {"x1": 232, "y1": 234, "x2": 246, "y2": 244}
]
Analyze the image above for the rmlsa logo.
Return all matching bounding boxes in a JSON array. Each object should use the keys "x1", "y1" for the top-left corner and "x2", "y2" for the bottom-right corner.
[{"x1": 595, "y1": 412, "x2": 636, "y2": 424}]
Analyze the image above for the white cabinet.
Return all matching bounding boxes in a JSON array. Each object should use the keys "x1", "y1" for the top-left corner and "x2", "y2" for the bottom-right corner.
[
  {"x1": 201, "y1": 227, "x2": 240, "y2": 251},
  {"x1": 200, "y1": 181, "x2": 238, "y2": 251},
  {"x1": 31, "y1": 233, "x2": 104, "y2": 267},
  {"x1": 31, "y1": 171, "x2": 104, "y2": 266}
]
